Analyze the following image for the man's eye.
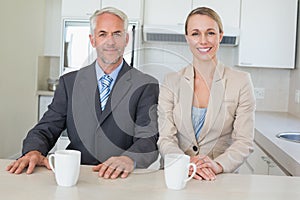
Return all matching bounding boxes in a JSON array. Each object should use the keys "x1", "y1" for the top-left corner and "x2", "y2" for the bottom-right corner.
[
  {"x1": 99, "y1": 33, "x2": 107, "y2": 37},
  {"x1": 113, "y1": 32, "x2": 122, "y2": 38}
]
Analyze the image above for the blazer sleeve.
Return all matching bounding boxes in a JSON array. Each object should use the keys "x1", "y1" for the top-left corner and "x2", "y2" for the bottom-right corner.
[
  {"x1": 214, "y1": 73, "x2": 256, "y2": 173},
  {"x1": 157, "y1": 74, "x2": 185, "y2": 157},
  {"x1": 22, "y1": 76, "x2": 69, "y2": 156}
]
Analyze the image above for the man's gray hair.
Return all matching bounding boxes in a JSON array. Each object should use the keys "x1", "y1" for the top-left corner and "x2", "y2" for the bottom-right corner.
[{"x1": 90, "y1": 7, "x2": 129, "y2": 35}]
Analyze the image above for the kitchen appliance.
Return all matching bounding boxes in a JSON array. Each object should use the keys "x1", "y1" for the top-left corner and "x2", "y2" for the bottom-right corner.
[{"x1": 143, "y1": 24, "x2": 239, "y2": 46}]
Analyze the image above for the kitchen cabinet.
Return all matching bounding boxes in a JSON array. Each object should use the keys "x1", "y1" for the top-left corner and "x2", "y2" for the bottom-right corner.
[
  {"x1": 239, "y1": 142, "x2": 287, "y2": 176},
  {"x1": 44, "y1": 0, "x2": 62, "y2": 56},
  {"x1": 61, "y1": 0, "x2": 101, "y2": 18},
  {"x1": 192, "y1": 0, "x2": 241, "y2": 30},
  {"x1": 237, "y1": 0, "x2": 298, "y2": 69},
  {"x1": 144, "y1": 0, "x2": 192, "y2": 25},
  {"x1": 101, "y1": 0, "x2": 143, "y2": 20},
  {"x1": 38, "y1": 95, "x2": 53, "y2": 120}
]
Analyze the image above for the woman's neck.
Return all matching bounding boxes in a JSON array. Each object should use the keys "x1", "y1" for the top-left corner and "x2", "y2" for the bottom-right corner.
[{"x1": 193, "y1": 59, "x2": 217, "y2": 81}]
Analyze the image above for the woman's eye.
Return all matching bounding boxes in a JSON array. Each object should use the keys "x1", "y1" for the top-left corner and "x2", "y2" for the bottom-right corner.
[
  {"x1": 191, "y1": 32, "x2": 199, "y2": 36},
  {"x1": 208, "y1": 32, "x2": 216, "y2": 36}
]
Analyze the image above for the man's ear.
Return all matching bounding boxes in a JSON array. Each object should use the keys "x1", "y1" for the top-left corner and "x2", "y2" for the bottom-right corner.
[
  {"x1": 125, "y1": 32, "x2": 129, "y2": 46},
  {"x1": 89, "y1": 34, "x2": 96, "y2": 47}
]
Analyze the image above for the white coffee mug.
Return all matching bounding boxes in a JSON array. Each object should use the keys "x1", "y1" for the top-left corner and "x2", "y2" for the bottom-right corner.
[
  {"x1": 49, "y1": 150, "x2": 81, "y2": 187},
  {"x1": 164, "y1": 154, "x2": 197, "y2": 190}
]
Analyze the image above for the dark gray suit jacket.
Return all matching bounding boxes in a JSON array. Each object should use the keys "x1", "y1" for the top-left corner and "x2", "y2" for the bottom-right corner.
[{"x1": 22, "y1": 61, "x2": 159, "y2": 168}]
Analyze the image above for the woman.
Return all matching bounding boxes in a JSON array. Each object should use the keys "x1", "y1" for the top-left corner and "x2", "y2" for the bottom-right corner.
[{"x1": 157, "y1": 7, "x2": 255, "y2": 181}]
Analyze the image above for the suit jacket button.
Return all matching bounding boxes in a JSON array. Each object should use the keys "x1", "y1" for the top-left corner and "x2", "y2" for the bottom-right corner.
[{"x1": 193, "y1": 146, "x2": 198, "y2": 152}]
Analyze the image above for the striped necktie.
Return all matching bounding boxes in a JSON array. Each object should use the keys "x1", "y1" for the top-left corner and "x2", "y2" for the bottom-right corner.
[{"x1": 99, "y1": 75, "x2": 113, "y2": 111}]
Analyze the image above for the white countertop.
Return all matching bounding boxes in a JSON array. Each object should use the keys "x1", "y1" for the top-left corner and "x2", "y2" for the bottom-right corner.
[
  {"x1": 36, "y1": 90, "x2": 55, "y2": 96},
  {"x1": 255, "y1": 111, "x2": 300, "y2": 176},
  {"x1": 1, "y1": 159, "x2": 300, "y2": 200}
]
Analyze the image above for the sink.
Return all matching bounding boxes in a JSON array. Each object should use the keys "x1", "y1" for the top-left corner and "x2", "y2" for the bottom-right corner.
[{"x1": 276, "y1": 132, "x2": 300, "y2": 143}]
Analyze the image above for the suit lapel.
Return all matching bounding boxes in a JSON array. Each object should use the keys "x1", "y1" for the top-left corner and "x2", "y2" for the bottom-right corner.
[
  {"x1": 72, "y1": 62, "x2": 99, "y2": 154},
  {"x1": 199, "y1": 62, "x2": 226, "y2": 141},
  {"x1": 99, "y1": 62, "x2": 132, "y2": 125}
]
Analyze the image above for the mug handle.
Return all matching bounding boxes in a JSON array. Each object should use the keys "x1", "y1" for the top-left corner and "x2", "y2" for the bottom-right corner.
[
  {"x1": 48, "y1": 154, "x2": 56, "y2": 173},
  {"x1": 185, "y1": 163, "x2": 197, "y2": 182}
]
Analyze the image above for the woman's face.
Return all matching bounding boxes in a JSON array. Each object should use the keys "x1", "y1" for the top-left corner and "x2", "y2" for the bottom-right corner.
[{"x1": 185, "y1": 14, "x2": 223, "y2": 62}]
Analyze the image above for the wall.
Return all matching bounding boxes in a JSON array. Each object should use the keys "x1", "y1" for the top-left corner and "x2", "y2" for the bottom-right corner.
[
  {"x1": 288, "y1": 20, "x2": 300, "y2": 118},
  {"x1": 0, "y1": 0, "x2": 45, "y2": 158}
]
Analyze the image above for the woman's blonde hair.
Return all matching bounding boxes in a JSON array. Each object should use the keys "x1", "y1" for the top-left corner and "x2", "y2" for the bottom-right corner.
[{"x1": 185, "y1": 7, "x2": 223, "y2": 35}]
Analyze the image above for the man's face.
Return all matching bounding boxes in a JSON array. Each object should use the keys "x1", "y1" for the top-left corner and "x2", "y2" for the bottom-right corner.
[{"x1": 89, "y1": 13, "x2": 129, "y2": 68}]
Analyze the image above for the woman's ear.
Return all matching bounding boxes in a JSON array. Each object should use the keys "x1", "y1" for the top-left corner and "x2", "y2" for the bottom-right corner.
[
  {"x1": 185, "y1": 35, "x2": 190, "y2": 45},
  {"x1": 219, "y1": 32, "x2": 224, "y2": 43}
]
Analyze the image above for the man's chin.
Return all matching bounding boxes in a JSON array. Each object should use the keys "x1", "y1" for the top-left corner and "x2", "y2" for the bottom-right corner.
[{"x1": 101, "y1": 57, "x2": 121, "y2": 65}]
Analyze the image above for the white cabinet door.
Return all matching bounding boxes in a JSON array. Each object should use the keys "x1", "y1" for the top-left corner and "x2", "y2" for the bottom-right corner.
[
  {"x1": 44, "y1": 0, "x2": 62, "y2": 56},
  {"x1": 39, "y1": 96, "x2": 53, "y2": 119},
  {"x1": 240, "y1": 142, "x2": 287, "y2": 176},
  {"x1": 238, "y1": 160, "x2": 254, "y2": 174},
  {"x1": 246, "y1": 143, "x2": 269, "y2": 175},
  {"x1": 61, "y1": 0, "x2": 101, "y2": 18},
  {"x1": 144, "y1": 0, "x2": 192, "y2": 25},
  {"x1": 101, "y1": 0, "x2": 143, "y2": 20},
  {"x1": 268, "y1": 163, "x2": 287, "y2": 176},
  {"x1": 192, "y1": 0, "x2": 241, "y2": 30},
  {"x1": 238, "y1": 0, "x2": 297, "y2": 68}
]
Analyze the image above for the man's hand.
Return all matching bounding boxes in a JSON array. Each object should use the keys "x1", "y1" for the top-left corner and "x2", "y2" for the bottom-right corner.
[
  {"x1": 92, "y1": 156, "x2": 134, "y2": 179},
  {"x1": 6, "y1": 151, "x2": 51, "y2": 174}
]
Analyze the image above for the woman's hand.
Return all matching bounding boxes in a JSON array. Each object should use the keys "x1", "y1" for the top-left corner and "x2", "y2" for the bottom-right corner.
[{"x1": 189, "y1": 155, "x2": 223, "y2": 181}]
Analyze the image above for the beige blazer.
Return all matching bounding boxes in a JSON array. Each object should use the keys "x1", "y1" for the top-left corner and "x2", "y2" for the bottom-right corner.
[{"x1": 157, "y1": 62, "x2": 256, "y2": 172}]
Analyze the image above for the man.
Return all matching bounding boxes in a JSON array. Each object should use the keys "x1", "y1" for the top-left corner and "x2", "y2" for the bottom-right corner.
[{"x1": 6, "y1": 7, "x2": 159, "y2": 179}]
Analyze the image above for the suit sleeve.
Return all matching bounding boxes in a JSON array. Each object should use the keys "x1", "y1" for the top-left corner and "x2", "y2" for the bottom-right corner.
[
  {"x1": 22, "y1": 76, "x2": 68, "y2": 156},
  {"x1": 214, "y1": 73, "x2": 256, "y2": 172},
  {"x1": 122, "y1": 80, "x2": 160, "y2": 168}
]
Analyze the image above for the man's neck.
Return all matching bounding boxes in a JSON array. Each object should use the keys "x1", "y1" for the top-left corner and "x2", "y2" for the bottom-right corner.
[{"x1": 97, "y1": 58, "x2": 123, "y2": 74}]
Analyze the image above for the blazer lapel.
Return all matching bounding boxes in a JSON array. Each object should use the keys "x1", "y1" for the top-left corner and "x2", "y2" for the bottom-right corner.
[
  {"x1": 179, "y1": 65, "x2": 198, "y2": 143},
  {"x1": 99, "y1": 62, "x2": 132, "y2": 125},
  {"x1": 199, "y1": 62, "x2": 226, "y2": 141}
]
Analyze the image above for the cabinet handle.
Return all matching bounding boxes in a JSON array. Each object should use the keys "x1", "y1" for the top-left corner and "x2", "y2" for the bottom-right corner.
[{"x1": 261, "y1": 156, "x2": 275, "y2": 168}]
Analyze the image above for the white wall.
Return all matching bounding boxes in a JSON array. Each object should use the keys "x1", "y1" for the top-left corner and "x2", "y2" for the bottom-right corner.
[
  {"x1": 0, "y1": 0, "x2": 45, "y2": 158},
  {"x1": 288, "y1": 16, "x2": 300, "y2": 118}
]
